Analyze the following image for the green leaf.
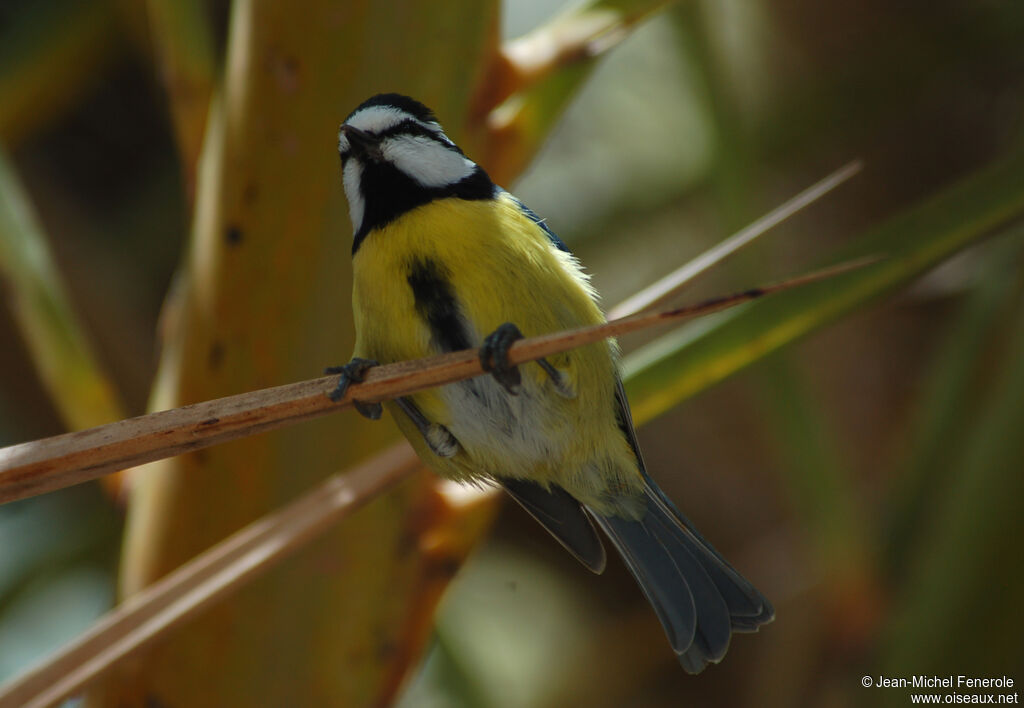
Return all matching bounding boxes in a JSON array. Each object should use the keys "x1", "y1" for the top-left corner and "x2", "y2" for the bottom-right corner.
[
  {"x1": 0, "y1": 147, "x2": 124, "y2": 431},
  {"x1": 618, "y1": 146, "x2": 1024, "y2": 631},
  {"x1": 621, "y1": 144, "x2": 1024, "y2": 424},
  {"x1": 474, "y1": 0, "x2": 677, "y2": 183}
]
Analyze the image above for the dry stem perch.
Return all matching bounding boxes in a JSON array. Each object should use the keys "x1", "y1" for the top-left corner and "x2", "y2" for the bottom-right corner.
[{"x1": 0, "y1": 258, "x2": 875, "y2": 507}]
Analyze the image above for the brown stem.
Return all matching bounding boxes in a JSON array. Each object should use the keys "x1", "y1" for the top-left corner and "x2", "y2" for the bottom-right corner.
[{"x1": 0, "y1": 257, "x2": 878, "y2": 506}]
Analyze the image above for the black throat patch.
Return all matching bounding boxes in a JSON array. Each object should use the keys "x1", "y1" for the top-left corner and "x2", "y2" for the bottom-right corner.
[{"x1": 351, "y1": 163, "x2": 495, "y2": 255}]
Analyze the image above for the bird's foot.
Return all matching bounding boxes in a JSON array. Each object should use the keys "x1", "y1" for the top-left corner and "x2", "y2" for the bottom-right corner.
[
  {"x1": 325, "y1": 358, "x2": 382, "y2": 419},
  {"x1": 480, "y1": 322, "x2": 574, "y2": 398},
  {"x1": 479, "y1": 322, "x2": 524, "y2": 395}
]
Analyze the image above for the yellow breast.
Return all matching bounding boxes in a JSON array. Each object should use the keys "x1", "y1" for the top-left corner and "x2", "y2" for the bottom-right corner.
[{"x1": 349, "y1": 192, "x2": 641, "y2": 508}]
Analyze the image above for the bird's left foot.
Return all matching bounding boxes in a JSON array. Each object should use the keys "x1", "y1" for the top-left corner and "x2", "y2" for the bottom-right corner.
[{"x1": 480, "y1": 322, "x2": 574, "y2": 397}]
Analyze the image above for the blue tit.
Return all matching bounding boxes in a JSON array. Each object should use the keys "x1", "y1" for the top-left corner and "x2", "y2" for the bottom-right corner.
[{"x1": 328, "y1": 93, "x2": 773, "y2": 672}]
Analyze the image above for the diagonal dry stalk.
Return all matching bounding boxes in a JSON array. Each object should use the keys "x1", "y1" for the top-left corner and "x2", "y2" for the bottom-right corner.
[
  {"x1": 0, "y1": 258, "x2": 875, "y2": 507},
  {"x1": 608, "y1": 160, "x2": 863, "y2": 318}
]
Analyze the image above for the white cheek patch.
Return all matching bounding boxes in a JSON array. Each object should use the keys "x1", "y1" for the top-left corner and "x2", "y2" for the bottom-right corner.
[
  {"x1": 381, "y1": 135, "x2": 476, "y2": 188},
  {"x1": 342, "y1": 159, "x2": 365, "y2": 233}
]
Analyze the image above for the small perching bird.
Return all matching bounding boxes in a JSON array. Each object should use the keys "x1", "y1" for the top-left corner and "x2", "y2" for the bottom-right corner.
[{"x1": 328, "y1": 93, "x2": 773, "y2": 672}]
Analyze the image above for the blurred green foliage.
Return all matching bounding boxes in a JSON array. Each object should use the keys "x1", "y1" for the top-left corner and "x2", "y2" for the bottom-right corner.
[{"x1": 0, "y1": 0, "x2": 1022, "y2": 706}]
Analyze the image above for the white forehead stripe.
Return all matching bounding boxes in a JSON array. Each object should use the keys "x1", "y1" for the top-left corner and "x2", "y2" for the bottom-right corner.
[
  {"x1": 345, "y1": 105, "x2": 442, "y2": 136},
  {"x1": 380, "y1": 134, "x2": 476, "y2": 188}
]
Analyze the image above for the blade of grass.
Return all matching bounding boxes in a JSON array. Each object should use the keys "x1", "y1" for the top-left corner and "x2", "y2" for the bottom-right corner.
[
  {"x1": 618, "y1": 148, "x2": 1024, "y2": 658},
  {"x1": 673, "y1": 0, "x2": 877, "y2": 651},
  {"x1": 0, "y1": 148, "x2": 125, "y2": 433},
  {"x1": 621, "y1": 144, "x2": 1024, "y2": 426},
  {"x1": 608, "y1": 160, "x2": 863, "y2": 318}
]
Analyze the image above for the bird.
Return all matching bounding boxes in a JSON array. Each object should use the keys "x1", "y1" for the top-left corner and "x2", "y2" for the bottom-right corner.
[{"x1": 327, "y1": 93, "x2": 773, "y2": 672}]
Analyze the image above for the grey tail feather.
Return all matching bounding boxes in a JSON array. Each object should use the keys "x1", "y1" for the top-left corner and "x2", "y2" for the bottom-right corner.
[
  {"x1": 501, "y1": 478, "x2": 607, "y2": 574},
  {"x1": 590, "y1": 479, "x2": 774, "y2": 673}
]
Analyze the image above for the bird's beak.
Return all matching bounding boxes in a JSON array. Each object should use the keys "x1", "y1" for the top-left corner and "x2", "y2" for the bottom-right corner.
[{"x1": 340, "y1": 125, "x2": 382, "y2": 161}]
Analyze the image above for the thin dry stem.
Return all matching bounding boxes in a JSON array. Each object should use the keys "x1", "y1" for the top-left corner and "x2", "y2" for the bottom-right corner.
[
  {"x1": 608, "y1": 160, "x2": 864, "y2": 318},
  {"x1": 0, "y1": 257, "x2": 877, "y2": 506}
]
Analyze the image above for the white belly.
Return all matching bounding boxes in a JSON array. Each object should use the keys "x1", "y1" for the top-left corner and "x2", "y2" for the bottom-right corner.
[{"x1": 441, "y1": 374, "x2": 567, "y2": 473}]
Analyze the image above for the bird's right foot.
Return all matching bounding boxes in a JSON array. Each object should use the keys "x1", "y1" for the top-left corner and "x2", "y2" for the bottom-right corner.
[{"x1": 479, "y1": 322, "x2": 524, "y2": 395}]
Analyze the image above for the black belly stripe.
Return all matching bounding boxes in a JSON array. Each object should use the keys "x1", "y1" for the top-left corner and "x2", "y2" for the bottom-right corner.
[{"x1": 407, "y1": 258, "x2": 472, "y2": 352}]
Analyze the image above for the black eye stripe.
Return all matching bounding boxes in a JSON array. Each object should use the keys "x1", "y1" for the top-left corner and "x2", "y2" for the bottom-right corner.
[
  {"x1": 378, "y1": 118, "x2": 435, "y2": 138},
  {"x1": 375, "y1": 120, "x2": 460, "y2": 150},
  {"x1": 339, "y1": 119, "x2": 461, "y2": 163}
]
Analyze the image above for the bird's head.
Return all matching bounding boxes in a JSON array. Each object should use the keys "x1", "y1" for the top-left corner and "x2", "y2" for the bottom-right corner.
[{"x1": 337, "y1": 93, "x2": 494, "y2": 250}]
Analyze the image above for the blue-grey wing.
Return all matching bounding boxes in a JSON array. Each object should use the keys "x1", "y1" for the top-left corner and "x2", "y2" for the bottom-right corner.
[
  {"x1": 501, "y1": 477, "x2": 607, "y2": 574},
  {"x1": 503, "y1": 191, "x2": 571, "y2": 253}
]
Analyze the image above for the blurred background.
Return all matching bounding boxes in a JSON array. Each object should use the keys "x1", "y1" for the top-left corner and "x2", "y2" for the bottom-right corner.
[{"x1": 1, "y1": 0, "x2": 1023, "y2": 706}]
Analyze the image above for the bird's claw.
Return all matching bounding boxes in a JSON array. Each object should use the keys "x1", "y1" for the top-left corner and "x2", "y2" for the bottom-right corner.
[
  {"x1": 325, "y1": 358, "x2": 382, "y2": 419},
  {"x1": 480, "y1": 322, "x2": 524, "y2": 395}
]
